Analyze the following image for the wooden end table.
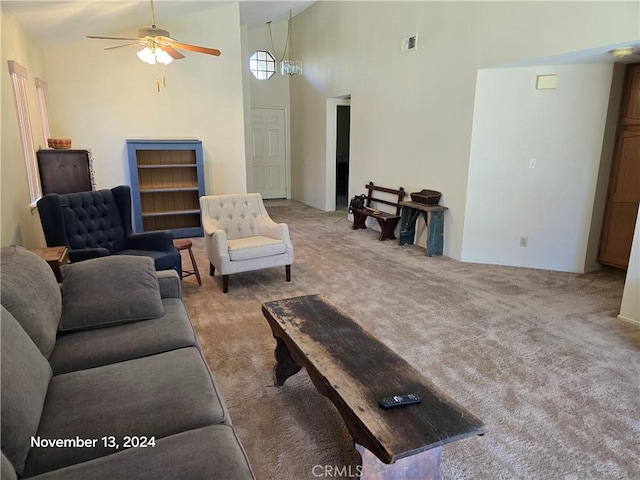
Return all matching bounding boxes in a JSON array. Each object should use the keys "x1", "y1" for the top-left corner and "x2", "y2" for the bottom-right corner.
[
  {"x1": 262, "y1": 295, "x2": 485, "y2": 479},
  {"x1": 29, "y1": 246, "x2": 68, "y2": 282}
]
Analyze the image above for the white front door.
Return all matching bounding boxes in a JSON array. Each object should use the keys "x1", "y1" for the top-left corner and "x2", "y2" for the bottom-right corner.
[{"x1": 251, "y1": 108, "x2": 286, "y2": 199}]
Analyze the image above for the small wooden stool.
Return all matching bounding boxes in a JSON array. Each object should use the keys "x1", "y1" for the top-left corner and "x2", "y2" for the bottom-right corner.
[{"x1": 173, "y1": 239, "x2": 201, "y2": 285}]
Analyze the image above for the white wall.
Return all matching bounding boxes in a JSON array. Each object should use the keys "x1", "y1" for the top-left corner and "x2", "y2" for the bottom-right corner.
[
  {"x1": 289, "y1": 1, "x2": 639, "y2": 260},
  {"x1": 463, "y1": 64, "x2": 615, "y2": 273},
  {"x1": 240, "y1": 23, "x2": 253, "y2": 192},
  {"x1": 245, "y1": 20, "x2": 291, "y2": 197},
  {"x1": 1, "y1": 6, "x2": 47, "y2": 248},
  {"x1": 246, "y1": 20, "x2": 290, "y2": 110},
  {"x1": 43, "y1": 3, "x2": 247, "y2": 197}
]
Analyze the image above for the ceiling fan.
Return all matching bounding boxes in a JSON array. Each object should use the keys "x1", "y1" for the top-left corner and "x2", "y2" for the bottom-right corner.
[{"x1": 87, "y1": 0, "x2": 221, "y2": 66}]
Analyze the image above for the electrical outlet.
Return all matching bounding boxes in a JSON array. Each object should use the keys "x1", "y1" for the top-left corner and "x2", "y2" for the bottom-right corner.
[{"x1": 519, "y1": 236, "x2": 528, "y2": 247}]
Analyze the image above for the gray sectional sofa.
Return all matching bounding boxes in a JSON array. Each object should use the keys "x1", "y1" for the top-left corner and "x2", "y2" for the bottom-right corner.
[{"x1": 1, "y1": 246, "x2": 254, "y2": 480}]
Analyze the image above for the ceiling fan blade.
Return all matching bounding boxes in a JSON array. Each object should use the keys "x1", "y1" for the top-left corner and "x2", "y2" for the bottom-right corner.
[
  {"x1": 104, "y1": 42, "x2": 142, "y2": 50},
  {"x1": 87, "y1": 35, "x2": 141, "y2": 41},
  {"x1": 162, "y1": 46, "x2": 185, "y2": 60},
  {"x1": 171, "y1": 42, "x2": 221, "y2": 56}
]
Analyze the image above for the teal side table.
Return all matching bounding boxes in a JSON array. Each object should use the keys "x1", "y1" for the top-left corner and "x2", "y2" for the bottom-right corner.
[{"x1": 399, "y1": 202, "x2": 448, "y2": 256}]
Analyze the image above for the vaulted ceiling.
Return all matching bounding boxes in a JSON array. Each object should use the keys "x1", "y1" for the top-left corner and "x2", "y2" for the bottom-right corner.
[{"x1": 2, "y1": 1, "x2": 315, "y2": 47}]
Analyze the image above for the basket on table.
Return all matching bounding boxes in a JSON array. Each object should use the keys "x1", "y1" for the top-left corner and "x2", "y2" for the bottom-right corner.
[
  {"x1": 47, "y1": 138, "x2": 72, "y2": 149},
  {"x1": 409, "y1": 189, "x2": 441, "y2": 205}
]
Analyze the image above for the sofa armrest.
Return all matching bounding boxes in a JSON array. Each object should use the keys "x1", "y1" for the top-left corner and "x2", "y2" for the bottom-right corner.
[
  {"x1": 157, "y1": 270, "x2": 182, "y2": 298},
  {"x1": 126, "y1": 230, "x2": 175, "y2": 252},
  {"x1": 255, "y1": 216, "x2": 292, "y2": 245},
  {"x1": 202, "y1": 217, "x2": 230, "y2": 259},
  {"x1": 202, "y1": 216, "x2": 223, "y2": 236}
]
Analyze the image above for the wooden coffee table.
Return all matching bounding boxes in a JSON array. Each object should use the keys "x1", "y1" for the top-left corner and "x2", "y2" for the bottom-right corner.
[{"x1": 262, "y1": 295, "x2": 485, "y2": 480}]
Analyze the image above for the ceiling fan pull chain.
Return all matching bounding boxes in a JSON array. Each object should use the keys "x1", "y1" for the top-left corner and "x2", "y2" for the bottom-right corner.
[{"x1": 155, "y1": 71, "x2": 167, "y2": 93}]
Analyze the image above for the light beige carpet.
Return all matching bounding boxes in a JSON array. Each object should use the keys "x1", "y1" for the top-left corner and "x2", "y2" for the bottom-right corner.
[{"x1": 180, "y1": 201, "x2": 640, "y2": 480}]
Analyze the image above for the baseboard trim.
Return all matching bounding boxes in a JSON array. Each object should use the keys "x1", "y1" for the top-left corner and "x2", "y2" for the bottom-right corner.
[
  {"x1": 461, "y1": 257, "x2": 581, "y2": 274},
  {"x1": 617, "y1": 314, "x2": 640, "y2": 327}
]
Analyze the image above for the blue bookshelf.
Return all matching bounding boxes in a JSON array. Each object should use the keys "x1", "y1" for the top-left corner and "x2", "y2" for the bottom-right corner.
[{"x1": 126, "y1": 139, "x2": 205, "y2": 238}]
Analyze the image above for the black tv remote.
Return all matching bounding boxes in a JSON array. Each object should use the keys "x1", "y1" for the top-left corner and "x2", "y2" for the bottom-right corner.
[{"x1": 378, "y1": 393, "x2": 421, "y2": 409}]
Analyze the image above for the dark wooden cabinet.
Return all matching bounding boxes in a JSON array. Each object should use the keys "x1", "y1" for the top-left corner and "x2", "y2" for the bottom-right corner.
[
  {"x1": 37, "y1": 149, "x2": 93, "y2": 195},
  {"x1": 599, "y1": 64, "x2": 640, "y2": 269}
]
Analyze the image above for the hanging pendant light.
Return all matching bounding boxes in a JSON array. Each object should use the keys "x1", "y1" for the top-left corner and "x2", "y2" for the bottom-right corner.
[
  {"x1": 268, "y1": 9, "x2": 302, "y2": 77},
  {"x1": 280, "y1": 59, "x2": 302, "y2": 76},
  {"x1": 281, "y1": 9, "x2": 302, "y2": 76}
]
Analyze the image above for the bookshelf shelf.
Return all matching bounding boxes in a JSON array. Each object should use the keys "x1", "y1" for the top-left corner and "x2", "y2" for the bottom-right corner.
[{"x1": 127, "y1": 139, "x2": 205, "y2": 238}]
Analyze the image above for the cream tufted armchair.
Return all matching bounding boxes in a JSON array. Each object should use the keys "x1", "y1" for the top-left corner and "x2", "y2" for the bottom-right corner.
[{"x1": 200, "y1": 193, "x2": 294, "y2": 293}]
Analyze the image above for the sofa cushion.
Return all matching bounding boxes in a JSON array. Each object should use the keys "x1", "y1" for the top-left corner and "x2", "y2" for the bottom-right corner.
[
  {"x1": 59, "y1": 255, "x2": 164, "y2": 332},
  {"x1": 0, "y1": 246, "x2": 61, "y2": 358},
  {"x1": 1, "y1": 451, "x2": 18, "y2": 480},
  {"x1": 227, "y1": 236, "x2": 286, "y2": 261},
  {"x1": 50, "y1": 298, "x2": 197, "y2": 375},
  {"x1": 1, "y1": 307, "x2": 52, "y2": 476},
  {"x1": 24, "y1": 425, "x2": 254, "y2": 480},
  {"x1": 24, "y1": 348, "x2": 227, "y2": 476}
]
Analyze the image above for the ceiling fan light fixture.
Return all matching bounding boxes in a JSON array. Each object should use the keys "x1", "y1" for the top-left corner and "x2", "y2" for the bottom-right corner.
[
  {"x1": 137, "y1": 47, "x2": 157, "y2": 65},
  {"x1": 89, "y1": 0, "x2": 220, "y2": 80},
  {"x1": 155, "y1": 48, "x2": 174, "y2": 65},
  {"x1": 136, "y1": 46, "x2": 174, "y2": 66}
]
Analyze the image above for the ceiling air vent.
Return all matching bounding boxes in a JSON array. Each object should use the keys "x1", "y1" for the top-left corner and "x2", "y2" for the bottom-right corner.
[{"x1": 401, "y1": 34, "x2": 418, "y2": 53}]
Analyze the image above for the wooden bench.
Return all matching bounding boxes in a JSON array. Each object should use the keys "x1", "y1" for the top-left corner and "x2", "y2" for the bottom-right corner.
[
  {"x1": 262, "y1": 295, "x2": 485, "y2": 479},
  {"x1": 352, "y1": 182, "x2": 406, "y2": 241}
]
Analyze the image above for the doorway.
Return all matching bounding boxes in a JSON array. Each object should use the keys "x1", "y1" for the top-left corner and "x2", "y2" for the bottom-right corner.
[
  {"x1": 325, "y1": 97, "x2": 351, "y2": 211},
  {"x1": 335, "y1": 105, "x2": 351, "y2": 210}
]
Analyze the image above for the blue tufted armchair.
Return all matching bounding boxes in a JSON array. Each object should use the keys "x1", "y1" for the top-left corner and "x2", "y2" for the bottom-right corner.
[{"x1": 37, "y1": 185, "x2": 181, "y2": 275}]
